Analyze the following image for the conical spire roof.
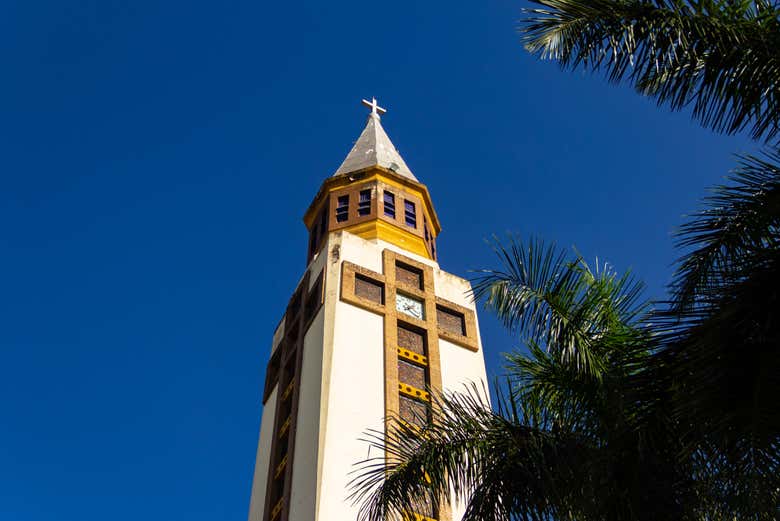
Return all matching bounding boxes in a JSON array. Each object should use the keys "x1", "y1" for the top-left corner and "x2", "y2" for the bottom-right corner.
[{"x1": 333, "y1": 100, "x2": 417, "y2": 181}]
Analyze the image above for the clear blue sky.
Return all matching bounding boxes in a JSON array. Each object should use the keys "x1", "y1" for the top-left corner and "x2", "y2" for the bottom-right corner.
[{"x1": 0, "y1": 1, "x2": 757, "y2": 520}]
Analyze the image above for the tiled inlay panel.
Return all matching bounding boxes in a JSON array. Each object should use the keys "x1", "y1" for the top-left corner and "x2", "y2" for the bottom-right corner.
[
  {"x1": 398, "y1": 359, "x2": 426, "y2": 389},
  {"x1": 436, "y1": 306, "x2": 465, "y2": 336},
  {"x1": 396, "y1": 262, "x2": 423, "y2": 289},
  {"x1": 354, "y1": 274, "x2": 384, "y2": 304},
  {"x1": 399, "y1": 395, "x2": 429, "y2": 427},
  {"x1": 398, "y1": 325, "x2": 425, "y2": 355}
]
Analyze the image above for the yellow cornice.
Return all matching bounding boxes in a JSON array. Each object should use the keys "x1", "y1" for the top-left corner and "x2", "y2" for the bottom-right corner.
[{"x1": 341, "y1": 219, "x2": 432, "y2": 260}]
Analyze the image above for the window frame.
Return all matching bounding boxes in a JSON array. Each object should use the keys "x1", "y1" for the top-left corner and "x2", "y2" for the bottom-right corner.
[
  {"x1": 335, "y1": 194, "x2": 349, "y2": 222},
  {"x1": 404, "y1": 200, "x2": 417, "y2": 228},
  {"x1": 358, "y1": 189, "x2": 371, "y2": 216},
  {"x1": 383, "y1": 191, "x2": 396, "y2": 218}
]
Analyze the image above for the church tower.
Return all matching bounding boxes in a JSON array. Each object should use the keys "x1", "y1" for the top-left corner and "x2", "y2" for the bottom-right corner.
[{"x1": 247, "y1": 99, "x2": 488, "y2": 521}]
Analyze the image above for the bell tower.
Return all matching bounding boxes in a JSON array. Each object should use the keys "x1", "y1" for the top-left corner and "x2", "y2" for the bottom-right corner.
[{"x1": 247, "y1": 99, "x2": 488, "y2": 521}]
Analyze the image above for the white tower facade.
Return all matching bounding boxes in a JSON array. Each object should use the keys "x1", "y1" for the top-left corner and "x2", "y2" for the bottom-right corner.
[{"x1": 248, "y1": 101, "x2": 488, "y2": 521}]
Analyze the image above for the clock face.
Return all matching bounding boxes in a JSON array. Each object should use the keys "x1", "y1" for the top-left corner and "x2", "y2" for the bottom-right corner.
[{"x1": 396, "y1": 293, "x2": 424, "y2": 320}]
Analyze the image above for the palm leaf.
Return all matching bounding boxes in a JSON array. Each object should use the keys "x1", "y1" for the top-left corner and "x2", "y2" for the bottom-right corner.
[
  {"x1": 521, "y1": 0, "x2": 780, "y2": 142},
  {"x1": 348, "y1": 385, "x2": 598, "y2": 521},
  {"x1": 472, "y1": 237, "x2": 648, "y2": 378},
  {"x1": 672, "y1": 145, "x2": 780, "y2": 311},
  {"x1": 646, "y1": 147, "x2": 780, "y2": 518}
]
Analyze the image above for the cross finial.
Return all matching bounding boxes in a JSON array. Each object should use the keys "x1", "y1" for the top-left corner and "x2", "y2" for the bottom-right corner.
[{"x1": 361, "y1": 97, "x2": 387, "y2": 119}]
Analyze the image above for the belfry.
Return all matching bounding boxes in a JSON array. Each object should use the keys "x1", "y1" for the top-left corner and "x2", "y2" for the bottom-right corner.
[{"x1": 247, "y1": 100, "x2": 488, "y2": 521}]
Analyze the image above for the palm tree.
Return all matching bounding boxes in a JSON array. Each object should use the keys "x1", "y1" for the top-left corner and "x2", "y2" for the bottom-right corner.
[
  {"x1": 349, "y1": 2, "x2": 780, "y2": 519},
  {"x1": 520, "y1": 4, "x2": 780, "y2": 514},
  {"x1": 649, "y1": 149, "x2": 780, "y2": 518},
  {"x1": 522, "y1": 0, "x2": 780, "y2": 143},
  {"x1": 350, "y1": 239, "x2": 691, "y2": 521},
  {"x1": 350, "y1": 187, "x2": 779, "y2": 518}
]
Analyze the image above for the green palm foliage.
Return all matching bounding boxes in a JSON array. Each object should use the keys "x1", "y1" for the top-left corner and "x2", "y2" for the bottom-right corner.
[
  {"x1": 672, "y1": 148, "x2": 780, "y2": 309},
  {"x1": 350, "y1": 229, "x2": 778, "y2": 520},
  {"x1": 350, "y1": 240, "x2": 690, "y2": 521},
  {"x1": 522, "y1": 0, "x2": 780, "y2": 142},
  {"x1": 349, "y1": 2, "x2": 780, "y2": 518},
  {"x1": 472, "y1": 240, "x2": 647, "y2": 378},
  {"x1": 650, "y1": 148, "x2": 780, "y2": 517},
  {"x1": 349, "y1": 155, "x2": 780, "y2": 519}
]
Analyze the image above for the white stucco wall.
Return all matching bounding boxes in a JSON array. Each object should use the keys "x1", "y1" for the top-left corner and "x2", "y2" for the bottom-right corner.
[
  {"x1": 288, "y1": 308, "x2": 325, "y2": 521},
  {"x1": 435, "y1": 271, "x2": 489, "y2": 521},
  {"x1": 248, "y1": 248, "x2": 329, "y2": 521},
  {"x1": 248, "y1": 230, "x2": 489, "y2": 521},
  {"x1": 248, "y1": 386, "x2": 277, "y2": 521},
  {"x1": 317, "y1": 299, "x2": 385, "y2": 519},
  {"x1": 316, "y1": 233, "x2": 387, "y2": 520},
  {"x1": 439, "y1": 337, "x2": 488, "y2": 393}
]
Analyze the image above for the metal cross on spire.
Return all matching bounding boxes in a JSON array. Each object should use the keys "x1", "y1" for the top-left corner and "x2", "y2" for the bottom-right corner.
[{"x1": 361, "y1": 97, "x2": 387, "y2": 119}]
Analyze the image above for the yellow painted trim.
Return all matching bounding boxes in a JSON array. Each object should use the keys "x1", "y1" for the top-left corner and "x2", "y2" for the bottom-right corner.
[
  {"x1": 403, "y1": 512, "x2": 437, "y2": 521},
  {"x1": 397, "y1": 347, "x2": 428, "y2": 366},
  {"x1": 278, "y1": 416, "x2": 291, "y2": 438},
  {"x1": 281, "y1": 379, "x2": 295, "y2": 401},
  {"x1": 274, "y1": 454, "x2": 288, "y2": 479},
  {"x1": 374, "y1": 173, "x2": 427, "y2": 199},
  {"x1": 341, "y1": 219, "x2": 431, "y2": 259},
  {"x1": 398, "y1": 419, "x2": 423, "y2": 433},
  {"x1": 398, "y1": 382, "x2": 430, "y2": 402},
  {"x1": 270, "y1": 498, "x2": 283, "y2": 520}
]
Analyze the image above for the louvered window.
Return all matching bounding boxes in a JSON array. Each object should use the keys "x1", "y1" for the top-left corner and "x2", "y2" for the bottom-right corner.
[
  {"x1": 336, "y1": 195, "x2": 349, "y2": 222},
  {"x1": 358, "y1": 189, "x2": 371, "y2": 216},
  {"x1": 404, "y1": 200, "x2": 416, "y2": 228},
  {"x1": 384, "y1": 191, "x2": 396, "y2": 218}
]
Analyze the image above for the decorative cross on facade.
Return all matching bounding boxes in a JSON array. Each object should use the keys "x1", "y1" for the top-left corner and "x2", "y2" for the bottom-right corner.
[{"x1": 361, "y1": 97, "x2": 387, "y2": 118}]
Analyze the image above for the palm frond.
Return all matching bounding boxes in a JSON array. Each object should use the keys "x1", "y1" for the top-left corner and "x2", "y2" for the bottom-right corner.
[
  {"x1": 521, "y1": 0, "x2": 780, "y2": 142},
  {"x1": 672, "y1": 145, "x2": 780, "y2": 311},
  {"x1": 642, "y1": 147, "x2": 780, "y2": 518},
  {"x1": 348, "y1": 385, "x2": 597, "y2": 521},
  {"x1": 650, "y1": 254, "x2": 780, "y2": 513},
  {"x1": 472, "y1": 237, "x2": 648, "y2": 378}
]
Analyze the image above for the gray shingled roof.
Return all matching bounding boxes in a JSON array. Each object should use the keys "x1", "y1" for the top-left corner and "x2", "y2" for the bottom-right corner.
[{"x1": 333, "y1": 113, "x2": 417, "y2": 181}]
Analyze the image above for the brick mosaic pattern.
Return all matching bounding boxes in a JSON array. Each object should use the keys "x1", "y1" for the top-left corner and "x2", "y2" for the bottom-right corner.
[
  {"x1": 354, "y1": 275, "x2": 384, "y2": 304},
  {"x1": 396, "y1": 262, "x2": 422, "y2": 289},
  {"x1": 436, "y1": 306, "x2": 465, "y2": 336},
  {"x1": 399, "y1": 395, "x2": 429, "y2": 426},
  {"x1": 397, "y1": 325, "x2": 425, "y2": 355},
  {"x1": 398, "y1": 360, "x2": 426, "y2": 389}
]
